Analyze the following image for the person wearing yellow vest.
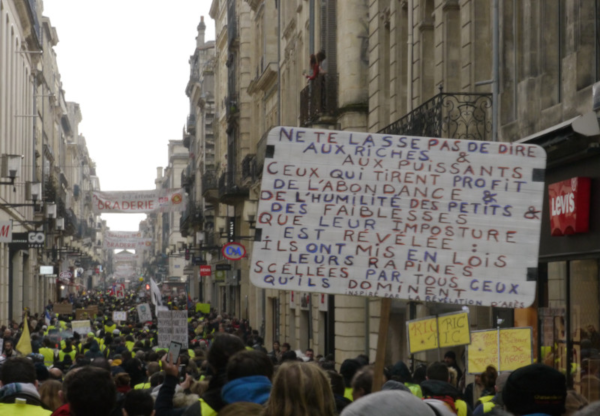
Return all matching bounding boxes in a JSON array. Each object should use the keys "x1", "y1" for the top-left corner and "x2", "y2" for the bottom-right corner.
[
  {"x1": 389, "y1": 360, "x2": 423, "y2": 398},
  {"x1": 421, "y1": 362, "x2": 471, "y2": 416},
  {"x1": 58, "y1": 339, "x2": 77, "y2": 366},
  {"x1": 472, "y1": 372, "x2": 511, "y2": 416},
  {"x1": 38, "y1": 338, "x2": 57, "y2": 367},
  {"x1": 340, "y1": 358, "x2": 363, "y2": 402},
  {"x1": 124, "y1": 335, "x2": 136, "y2": 352},
  {"x1": 0, "y1": 357, "x2": 52, "y2": 415},
  {"x1": 134, "y1": 362, "x2": 160, "y2": 390}
]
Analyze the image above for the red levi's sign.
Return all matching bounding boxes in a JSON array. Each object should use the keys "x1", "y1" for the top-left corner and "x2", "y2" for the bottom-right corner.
[{"x1": 548, "y1": 177, "x2": 591, "y2": 236}]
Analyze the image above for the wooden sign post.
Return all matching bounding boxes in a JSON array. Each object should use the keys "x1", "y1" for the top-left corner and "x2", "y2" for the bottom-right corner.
[{"x1": 372, "y1": 298, "x2": 391, "y2": 393}]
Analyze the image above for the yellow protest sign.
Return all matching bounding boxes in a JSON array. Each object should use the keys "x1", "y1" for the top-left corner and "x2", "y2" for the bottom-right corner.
[
  {"x1": 195, "y1": 303, "x2": 210, "y2": 314},
  {"x1": 408, "y1": 312, "x2": 470, "y2": 354},
  {"x1": 467, "y1": 327, "x2": 532, "y2": 374},
  {"x1": 408, "y1": 317, "x2": 438, "y2": 353},
  {"x1": 438, "y1": 312, "x2": 470, "y2": 348}
]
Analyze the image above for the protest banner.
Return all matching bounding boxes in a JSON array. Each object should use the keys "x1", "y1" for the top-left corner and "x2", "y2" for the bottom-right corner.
[
  {"x1": 407, "y1": 311, "x2": 470, "y2": 354},
  {"x1": 72, "y1": 320, "x2": 91, "y2": 336},
  {"x1": 137, "y1": 303, "x2": 153, "y2": 322},
  {"x1": 92, "y1": 189, "x2": 187, "y2": 214},
  {"x1": 467, "y1": 327, "x2": 533, "y2": 373},
  {"x1": 250, "y1": 127, "x2": 546, "y2": 309},
  {"x1": 157, "y1": 310, "x2": 188, "y2": 348},
  {"x1": 53, "y1": 303, "x2": 73, "y2": 315},
  {"x1": 87, "y1": 305, "x2": 98, "y2": 316},
  {"x1": 113, "y1": 311, "x2": 127, "y2": 322}
]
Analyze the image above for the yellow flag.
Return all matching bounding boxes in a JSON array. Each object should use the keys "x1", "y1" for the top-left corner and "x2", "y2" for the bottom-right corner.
[{"x1": 16, "y1": 316, "x2": 32, "y2": 356}]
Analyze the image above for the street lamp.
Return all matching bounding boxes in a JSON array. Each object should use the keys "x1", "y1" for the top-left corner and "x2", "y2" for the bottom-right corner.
[
  {"x1": 0, "y1": 154, "x2": 22, "y2": 186},
  {"x1": 45, "y1": 202, "x2": 57, "y2": 219}
]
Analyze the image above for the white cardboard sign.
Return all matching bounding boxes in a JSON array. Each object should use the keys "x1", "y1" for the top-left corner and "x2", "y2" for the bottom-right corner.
[
  {"x1": 113, "y1": 311, "x2": 127, "y2": 322},
  {"x1": 137, "y1": 303, "x2": 153, "y2": 322},
  {"x1": 250, "y1": 127, "x2": 546, "y2": 308},
  {"x1": 157, "y1": 310, "x2": 188, "y2": 348}
]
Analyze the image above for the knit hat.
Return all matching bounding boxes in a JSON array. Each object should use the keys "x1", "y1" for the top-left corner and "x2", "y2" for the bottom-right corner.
[
  {"x1": 502, "y1": 364, "x2": 566, "y2": 416},
  {"x1": 444, "y1": 351, "x2": 456, "y2": 360},
  {"x1": 341, "y1": 391, "x2": 435, "y2": 416}
]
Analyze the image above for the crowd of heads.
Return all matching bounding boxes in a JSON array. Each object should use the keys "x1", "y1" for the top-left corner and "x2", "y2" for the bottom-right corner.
[{"x1": 0, "y1": 291, "x2": 598, "y2": 416}]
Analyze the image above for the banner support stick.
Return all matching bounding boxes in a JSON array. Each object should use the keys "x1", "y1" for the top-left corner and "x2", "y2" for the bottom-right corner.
[
  {"x1": 372, "y1": 298, "x2": 391, "y2": 393},
  {"x1": 497, "y1": 324, "x2": 501, "y2": 371},
  {"x1": 436, "y1": 314, "x2": 441, "y2": 361}
]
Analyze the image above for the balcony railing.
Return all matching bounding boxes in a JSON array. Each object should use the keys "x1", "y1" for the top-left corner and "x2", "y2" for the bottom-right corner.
[
  {"x1": 379, "y1": 90, "x2": 493, "y2": 141},
  {"x1": 218, "y1": 171, "x2": 249, "y2": 204},
  {"x1": 180, "y1": 202, "x2": 203, "y2": 237},
  {"x1": 241, "y1": 154, "x2": 256, "y2": 182},
  {"x1": 300, "y1": 74, "x2": 338, "y2": 127}
]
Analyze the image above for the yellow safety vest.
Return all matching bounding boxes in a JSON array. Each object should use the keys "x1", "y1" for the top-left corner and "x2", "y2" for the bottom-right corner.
[
  {"x1": 44, "y1": 325, "x2": 56, "y2": 336},
  {"x1": 199, "y1": 399, "x2": 217, "y2": 416},
  {"x1": 483, "y1": 401, "x2": 495, "y2": 413},
  {"x1": 188, "y1": 349, "x2": 195, "y2": 358},
  {"x1": 59, "y1": 321, "x2": 67, "y2": 329},
  {"x1": 344, "y1": 387, "x2": 354, "y2": 401},
  {"x1": 39, "y1": 347, "x2": 55, "y2": 366},
  {"x1": 126, "y1": 341, "x2": 135, "y2": 351},
  {"x1": 405, "y1": 383, "x2": 423, "y2": 398},
  {"x1": 105, "y1": 324, "x2": 116, "y2": 333},
  {"x1": 59, "y1": 349, "x2": 76, "y2": 363},
  {"x1": 0, "y1": 402, "x2": 52, "y2": 415},
  {"x1": 456, "y1": 399, "x2": 469, "y2": 416},
  {"x1": 134, "y1": 382, "x2": 151, "y2": 390}
]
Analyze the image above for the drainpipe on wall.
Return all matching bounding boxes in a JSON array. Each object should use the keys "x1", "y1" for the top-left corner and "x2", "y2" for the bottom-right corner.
[{"x1": 407, "y1": 0, "x2": 414, "y2": 112}]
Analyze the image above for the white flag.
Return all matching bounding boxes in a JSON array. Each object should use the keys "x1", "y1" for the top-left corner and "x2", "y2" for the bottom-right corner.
[{"x1": 150, "y1": 278, "x2": 162, "y2": 306}]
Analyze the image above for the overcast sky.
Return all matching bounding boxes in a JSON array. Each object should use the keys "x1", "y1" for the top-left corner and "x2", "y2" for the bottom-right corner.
[{"x1": 43, "y1": 0, "x2": 216, "y2": 232}]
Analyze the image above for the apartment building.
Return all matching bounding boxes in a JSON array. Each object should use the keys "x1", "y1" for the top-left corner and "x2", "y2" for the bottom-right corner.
[
  {"x1": 170, "y1": 0, "x2": 600, "y2": 399},
  {"x1": 0, "y1": 0, "x2": 108, "y2": 323}
]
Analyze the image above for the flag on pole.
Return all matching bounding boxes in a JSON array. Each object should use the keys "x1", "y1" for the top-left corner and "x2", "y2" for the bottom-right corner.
[
  {"x1": 16, "y1": 316, "x2": 32, "y2": 356},
  {"x1": 150, "y1": 278, "x2": 162, "y2": 306},
  {"x1": 44, "y1": 310, "x2": 51, "y2": 326},
  {"x1": 187, "y1": 294, "x2": 194, "y2": 311}
]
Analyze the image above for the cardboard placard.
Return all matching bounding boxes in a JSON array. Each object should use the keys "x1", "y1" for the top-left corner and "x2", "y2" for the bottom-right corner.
[
  {"x1": 468, "y1": 327, "x2": 533, "y2": 373},
  {"x1": 408, "y1": 311, "x2": 470, "y2": 354},
  {"x1": 72, "y1": 320, "x2": 92, "y2": 336},
  {"x1": 250, "y1": 127, "x2": 546, "y2": 308},
  {"x1": 113, "y1": 311, "x2": 127, "y2": 322},
  {"x1": 157, "y1": 310, "x2": 188, "y2": 348},
  {"x1": 53, "y1": 303, "x2": 73, "y2": 315},
  {"x1": 137, "y1": 304, "x2": 152, "y2": 322},
  {"x1": 75, "y1": 309, "x2": 95, "y2": 320},
  {"x1": 88, "y1": 305, "x2": 98, "y2": 315},
  {"x1": 195, "y1": 303, "x2": 210, "y2": 314}
]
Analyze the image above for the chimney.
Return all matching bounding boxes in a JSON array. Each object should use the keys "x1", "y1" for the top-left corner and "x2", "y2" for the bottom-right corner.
[{"x1": 197, "y1": 16, "x2": 206, "y2": 48}]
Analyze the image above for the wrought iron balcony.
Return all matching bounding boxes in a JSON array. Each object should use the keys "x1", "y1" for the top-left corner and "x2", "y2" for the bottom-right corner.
[
  {"x1": 180, "y1": 202, "x2": 203, "y2": 237},
  {"x1": 379, "y1": 90, "x2": 493, "y2": 141},
  {"x1": 202, "y1": 171, "x2": 218, "y2": 202},
  {"x1": 300, "y1": 74, "x2": 338, "y2": 127},
  {"x1": 218, "y1": 171, "x2": 249, "y2": 204},
  {"x1": 241, "y1": 154, "x2": 256, "y2": 182}
]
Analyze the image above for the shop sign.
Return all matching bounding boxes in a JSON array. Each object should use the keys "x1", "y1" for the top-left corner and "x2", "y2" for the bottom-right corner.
[
  {"x1": 548, "y1": 177, "x2": 590, "y2": 236},
  {"x1": 222, "y1": 242, "x2": 246, "y2": 261},
  {"x1": 214, "y1": 270, "x2": 226, "y2": 282},
  {"x1": 216, "y1": 264, "x2": 232, "y2": 271},
  {"x1": 199, "y1": 265, "x2": 212, "y2": 276}
]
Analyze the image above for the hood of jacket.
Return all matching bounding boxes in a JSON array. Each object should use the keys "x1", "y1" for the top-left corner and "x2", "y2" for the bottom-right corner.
[
  {"x1": 421, "y1": 380, "x2": 460, "y2": 399},
  {"x1": 221, "y1": 375, "x2": 272, "y2": 405}
]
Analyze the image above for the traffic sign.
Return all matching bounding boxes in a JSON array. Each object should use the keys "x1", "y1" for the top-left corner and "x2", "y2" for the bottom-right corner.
[{"x1": 222, "y1": 242, "x2": 246, "y2": 261}]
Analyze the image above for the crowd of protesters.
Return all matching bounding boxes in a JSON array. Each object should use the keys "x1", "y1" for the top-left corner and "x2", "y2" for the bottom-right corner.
[{"x1": 0, "y1": 289, "x2": 599, "y2": 416}]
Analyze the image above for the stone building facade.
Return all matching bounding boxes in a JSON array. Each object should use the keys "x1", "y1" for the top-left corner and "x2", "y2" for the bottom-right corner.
[
  {"x1": 178, "y1": 0, "x2": 600, "y2": 377},
  {"x1": 0, "y1": 0, "x2": 107, "y2": 324}
]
